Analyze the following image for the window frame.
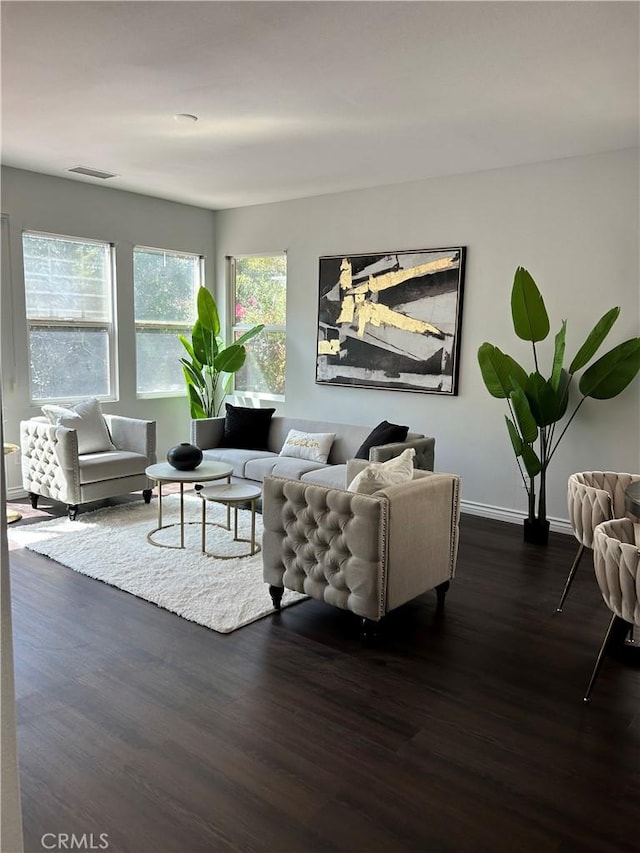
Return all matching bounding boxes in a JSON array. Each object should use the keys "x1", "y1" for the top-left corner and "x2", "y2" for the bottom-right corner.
[
  {"x1": 133, "y1": 245, "x2": 204, "y2": 399},
  {"x1": 22, "y1": 229, "x2": 118, "y2": 405},
  {"x1": 228, "y1": 252, "x2": 287, "y2": 404}
]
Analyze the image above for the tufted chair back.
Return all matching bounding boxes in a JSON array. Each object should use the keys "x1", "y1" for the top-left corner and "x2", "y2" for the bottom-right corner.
[
  {"x1": 583, "y1": 517, "x2": 640, "y2": 702},
  {"x1": 568, "y1": 471, "x2": 639, "y2": 549},
  {"x1": 592, "y1": 518, "x2": 640, "y2": 626},
  {"x1": 557, "y1": 471, "x2": 640, "y2": 612},
  {"x1": 262, "y1": 470, "x2": 461, "y2": 626}
]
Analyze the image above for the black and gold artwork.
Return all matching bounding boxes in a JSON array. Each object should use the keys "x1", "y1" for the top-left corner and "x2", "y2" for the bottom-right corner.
[{"x1": 316, "y1": 247, "x2": 466, "y2": 395}]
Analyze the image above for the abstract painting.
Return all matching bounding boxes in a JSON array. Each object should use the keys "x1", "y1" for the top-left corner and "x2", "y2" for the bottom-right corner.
[{"x1": 316, "y1": 246, "x2": 466, "y2": 395}]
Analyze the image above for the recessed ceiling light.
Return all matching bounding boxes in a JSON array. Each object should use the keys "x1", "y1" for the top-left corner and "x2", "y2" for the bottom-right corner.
[
  {"x1": 173, "y1": 113, "x2": 199, "y2": 123},
  {"x1": 68, "y1": 166, "x2": 118, "y2": 180}
]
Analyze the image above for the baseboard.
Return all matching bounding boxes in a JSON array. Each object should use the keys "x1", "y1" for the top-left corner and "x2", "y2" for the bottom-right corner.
[
  {"x1": 7, "y1": 486, "x2": 27, "y2": 500},
  {"x1": 461, "y1": 499, "x2": 572, "y2": 536},
  {"x1": 6, "y1": 485, "x2": 573, "y2": 536}
]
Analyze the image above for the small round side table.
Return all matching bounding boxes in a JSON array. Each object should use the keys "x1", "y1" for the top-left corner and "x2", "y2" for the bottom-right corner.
[{"x1": 3, "y1": 443, "x2": 22, "y2": 524}]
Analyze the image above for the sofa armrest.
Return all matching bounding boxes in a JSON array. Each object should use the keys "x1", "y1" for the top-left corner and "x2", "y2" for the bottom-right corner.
[
  {"x1": 369, "y1": 436, "x2": 435, "y2": 470},
  {"x1": 20, "y1": 419, "x2": 81, "y2": 503},
  {"x1": 378, "y1": 472, "x2": 461, "y2": 610},
  {"x1": 104, "y1": 415, "x2": 156, "y2": 460},
  {"x1": 190, "y1": 417, "x2": 225, "y2": 449}
]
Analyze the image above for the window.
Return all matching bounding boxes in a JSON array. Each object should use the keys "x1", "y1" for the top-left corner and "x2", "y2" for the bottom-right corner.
[
  {"x1": 22, "y1": 231, "x2": 116, "y2": 402},
  {"x1": 133, "y1": 246, "x2": 203, "y2": 396},
  {"x1": 230, "y1": 254, "x2": 286, "y2": 398}
]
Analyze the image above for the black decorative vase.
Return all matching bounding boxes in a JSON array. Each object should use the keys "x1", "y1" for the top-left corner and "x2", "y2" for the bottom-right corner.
[
  {"x1": 523, "y1": 518, "x2": 550, "y2": 546},
  {"x1": 166, "y1": 442, "x2": 203, "y2": 471}
]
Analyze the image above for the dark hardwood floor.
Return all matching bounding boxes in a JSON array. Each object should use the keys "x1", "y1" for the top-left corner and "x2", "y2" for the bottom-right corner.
[{"x1": 7, "y1": 494, "x2": 640, "y2": 853}]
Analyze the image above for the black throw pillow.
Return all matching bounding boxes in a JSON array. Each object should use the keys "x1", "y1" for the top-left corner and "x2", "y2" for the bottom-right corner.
[
  {"x1": 220, "y1": 404, "x2": 276, "y2": 450},
  {"x1": 355, "y1": 420, "x2": 410, "y2": 459}
]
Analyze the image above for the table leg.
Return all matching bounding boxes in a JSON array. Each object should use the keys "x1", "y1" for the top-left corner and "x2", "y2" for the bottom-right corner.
[
  {"x1": 179, "y1": 482, "x2": 184, "y2": 548},
  {"x1": 157, "y1": 481, "x2": 163, "y2": 529},
  {"x1": 201, "y1": 496, "x2": 206, "y2": 552},
  {"x1": 234, "y1": 504, "x2": 239, "y2": 540},
  {"x1": 250, "y1": 498, "x2": 256, "y2": 555}
]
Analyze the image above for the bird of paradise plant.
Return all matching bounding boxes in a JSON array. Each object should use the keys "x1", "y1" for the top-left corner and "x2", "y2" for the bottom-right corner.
[
  {"x1": 477, "y1": 267, "x2": 640, "y2": 543},
  {"x1": 179, "y1": 286, "x2": 264, "y2": 418}
]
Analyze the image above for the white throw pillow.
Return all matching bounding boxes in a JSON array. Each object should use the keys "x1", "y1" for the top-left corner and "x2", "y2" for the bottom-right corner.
[
  {"x1": 41, "y1": 398, "x2": 116, "y2": 454},
  {"x1": 279, "y1": 429, "x2": 336, "y2": 464},
  {"x1": 348, "y1": 448, "x2": 416, "y2": 495}
]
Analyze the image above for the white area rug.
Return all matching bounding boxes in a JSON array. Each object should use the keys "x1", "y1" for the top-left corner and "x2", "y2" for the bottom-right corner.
[{"x1": 9, "y1": 494, "x2": 305, "y2": 633}]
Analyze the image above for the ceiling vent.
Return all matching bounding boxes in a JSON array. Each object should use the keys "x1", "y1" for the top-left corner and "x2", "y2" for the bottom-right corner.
[{"x1": 68, "y1": 166, "x2": 119, "y2": 180}]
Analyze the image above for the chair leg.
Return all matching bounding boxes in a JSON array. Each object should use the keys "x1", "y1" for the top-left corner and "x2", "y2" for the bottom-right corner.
[
  {"x1": 29, "y1": 492, "x2": 39, "y2": 509},
  {"x1": 556, "y1": 543, "x2": 585, "y2": 612},
  {"x1": 142, "y1": 489, "x2": 152, "y2": 504},
  {"x1": 583, "y1": 613, "x2": 617, "y2": 703},
  {"x1": 436, "y1": 580, "x2": 450, "y2": 611},
  {"x1": 67, "y1": 504, "x2": 78, "y2": 521},
  {"x1": 269, "y1": 585, "x2": 284, "y2": 611}
]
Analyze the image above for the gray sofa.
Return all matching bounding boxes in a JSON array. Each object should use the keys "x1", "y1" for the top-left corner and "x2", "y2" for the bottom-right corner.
[{"x1": 190, "y1": 416, "x2": 434, "y2": 490}]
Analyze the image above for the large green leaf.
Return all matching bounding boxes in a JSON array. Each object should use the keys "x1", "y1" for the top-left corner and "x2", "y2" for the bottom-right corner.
[
  {"x1": 511, "y1": 267, "x2": 550, "y2": 342},
  {"x1": 214, "y1": 344, "x2": 246, "y2": 374},
  {"x1": 525, "y1": 372, "x2": 562, "y2": 427},
  {"x1": 192, "y1": 319, "x2": 218, "y2": 367},
  {"x1": 578, "y1": 338, "x2": 640, "y2": 399},
  {"x1": 555, "y1": 369, "x2": 571, "y2": 420},
  {"x1": 178, "y1": 333, "x2": 196, "y2": 362},
  {"x1": 197, "y1": 287, "x2": 220, "y2": 335},
  {"x1": 510, "y1": 386, "x2": 538, "y2": 443},
  {"x1": 187, "y1": 384, "x2": 207, "y2": 419},
  {"x1": 569, "y1": 307, "x2": 620, "y2": 374},
  {"x1": 551, "y1": 322, "x2": 566, "y2": 391},
  {"x1": 477, "y1": 343, "x2": 528, "y2": 399},
  {"x1": 180, "y1": 359, "x2": 205, "y2": 389},
  {"x1": 234, "y1": 324, "x2": 265, "y2": 347},
  {"x1": 505, "y1": 416, "x2": 523, "y2": 456},
  {"x1": 521, "y1": 443, "x2": 542, "y2": 478}
]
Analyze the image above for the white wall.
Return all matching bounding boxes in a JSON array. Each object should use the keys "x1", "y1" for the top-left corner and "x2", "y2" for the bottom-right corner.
[
  {"x1": 214, "y1": 149, "x2": 640, "y2": 527},
  {"x1": 1, "y1": 167, "x2": 216, "y2": 494}
]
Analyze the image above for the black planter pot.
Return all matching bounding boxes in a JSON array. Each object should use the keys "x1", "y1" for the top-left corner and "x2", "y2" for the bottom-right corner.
[
  {"x1": 166, "y1": 442, "x2": 203, "y2": 471},
  {"x1": 523, "y1": 517, "x2": 550, "y2": 546}
]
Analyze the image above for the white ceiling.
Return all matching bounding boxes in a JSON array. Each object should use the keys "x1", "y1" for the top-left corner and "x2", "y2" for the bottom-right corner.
[{"x1": 1, "y1": 1, "x2": 638, "y2": 210}]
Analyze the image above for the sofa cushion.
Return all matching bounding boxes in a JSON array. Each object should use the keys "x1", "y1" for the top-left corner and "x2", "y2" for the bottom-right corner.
[
  {"x1": 355, "y1": 420, "x2": 409, "y2": 460},
  {"x1": 42, "y1": 398, "x2": 116, "y2": 454},
  {"x1": 300, "y1": 464, "x2": 349, "y2": 489},
  {"x1": 202, "y1": 447, "x2": 278, "y2": 478},
  {"x1": 245, "y1": 455, "x2": 328, "y2": 483},
  {"x1": 348, "y1": 448, "x2": 416, "y2": 495},
  {"x1": 279, "y1": 429, "x2": 336, "y2": 463},
  {"x1": 220, "y1": 404, "x2": 275, "y2": 450},
  {"x1": 78, "y1": 450, "x2": 148, "y2": 484}
]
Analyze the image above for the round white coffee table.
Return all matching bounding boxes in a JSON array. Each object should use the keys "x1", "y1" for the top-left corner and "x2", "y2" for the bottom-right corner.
[
  {"x1": 145, "y1": 460, "x2": 233, "y2": 549},
  {"x1": 199, "y1": 482, "x2": 262, "y2": 559}
]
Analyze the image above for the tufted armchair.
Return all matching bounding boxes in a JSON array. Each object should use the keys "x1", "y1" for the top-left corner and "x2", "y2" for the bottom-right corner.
[
  {"x1": 556, "y1": 471, "x2": 640, "y2": 612},
  {"x1": 583, "y1": 517, "x2": 640, "y2": 702},
  {"x1": 262, "y1": 463, "x2": 461, "y2": 632},
  {"x1": 20, "y1": 414, "x2": 156, "y2": 519}
]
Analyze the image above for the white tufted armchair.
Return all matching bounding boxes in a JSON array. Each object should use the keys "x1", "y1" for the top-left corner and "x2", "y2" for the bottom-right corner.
[
  {"x1": 583, "y1": 517, "x2": 640, "y2": 702},
  {"x1": 20, "y1": 415, "x2": 156, "y2": 519},
  {"x1": 556, "y1": 471, "x2": 640, "y2": 612},
  {"x1": 262, "y1": 464, "x2": 461, "y2": 633}
]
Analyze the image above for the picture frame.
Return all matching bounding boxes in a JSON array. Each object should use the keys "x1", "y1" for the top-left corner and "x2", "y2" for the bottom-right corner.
[{"x1": 316, "y1": 246, "x2": 466, "y2": 395}]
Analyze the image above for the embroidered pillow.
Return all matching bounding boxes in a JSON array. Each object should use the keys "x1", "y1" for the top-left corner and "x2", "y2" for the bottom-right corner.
[
  {"x1": 279, "y1": 429, "x2": 336, "y2": 464},
  {"x1": 220, "y1": 404, "x2": 275, "y2": 450},
  {"x1": 355, "y1": 420, "x2": 410, "y2": 460},
  {"x1": 347, "y1": 448, "x2": 416, "y2": 495},
  {"x1": 41, "y1": 398, "x2": 115, "y2": 454}
]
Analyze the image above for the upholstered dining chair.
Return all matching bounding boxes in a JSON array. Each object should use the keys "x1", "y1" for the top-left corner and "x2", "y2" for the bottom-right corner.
[
  {"x1": 556, "y1": 471, "x2": 640, "y2": 612},
  {"x1": 20, "y1": 401, "x2": 156, "y2": 519},
  {"x1": 583, "y1": 517, "x2": 640, "y2": 703}
]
